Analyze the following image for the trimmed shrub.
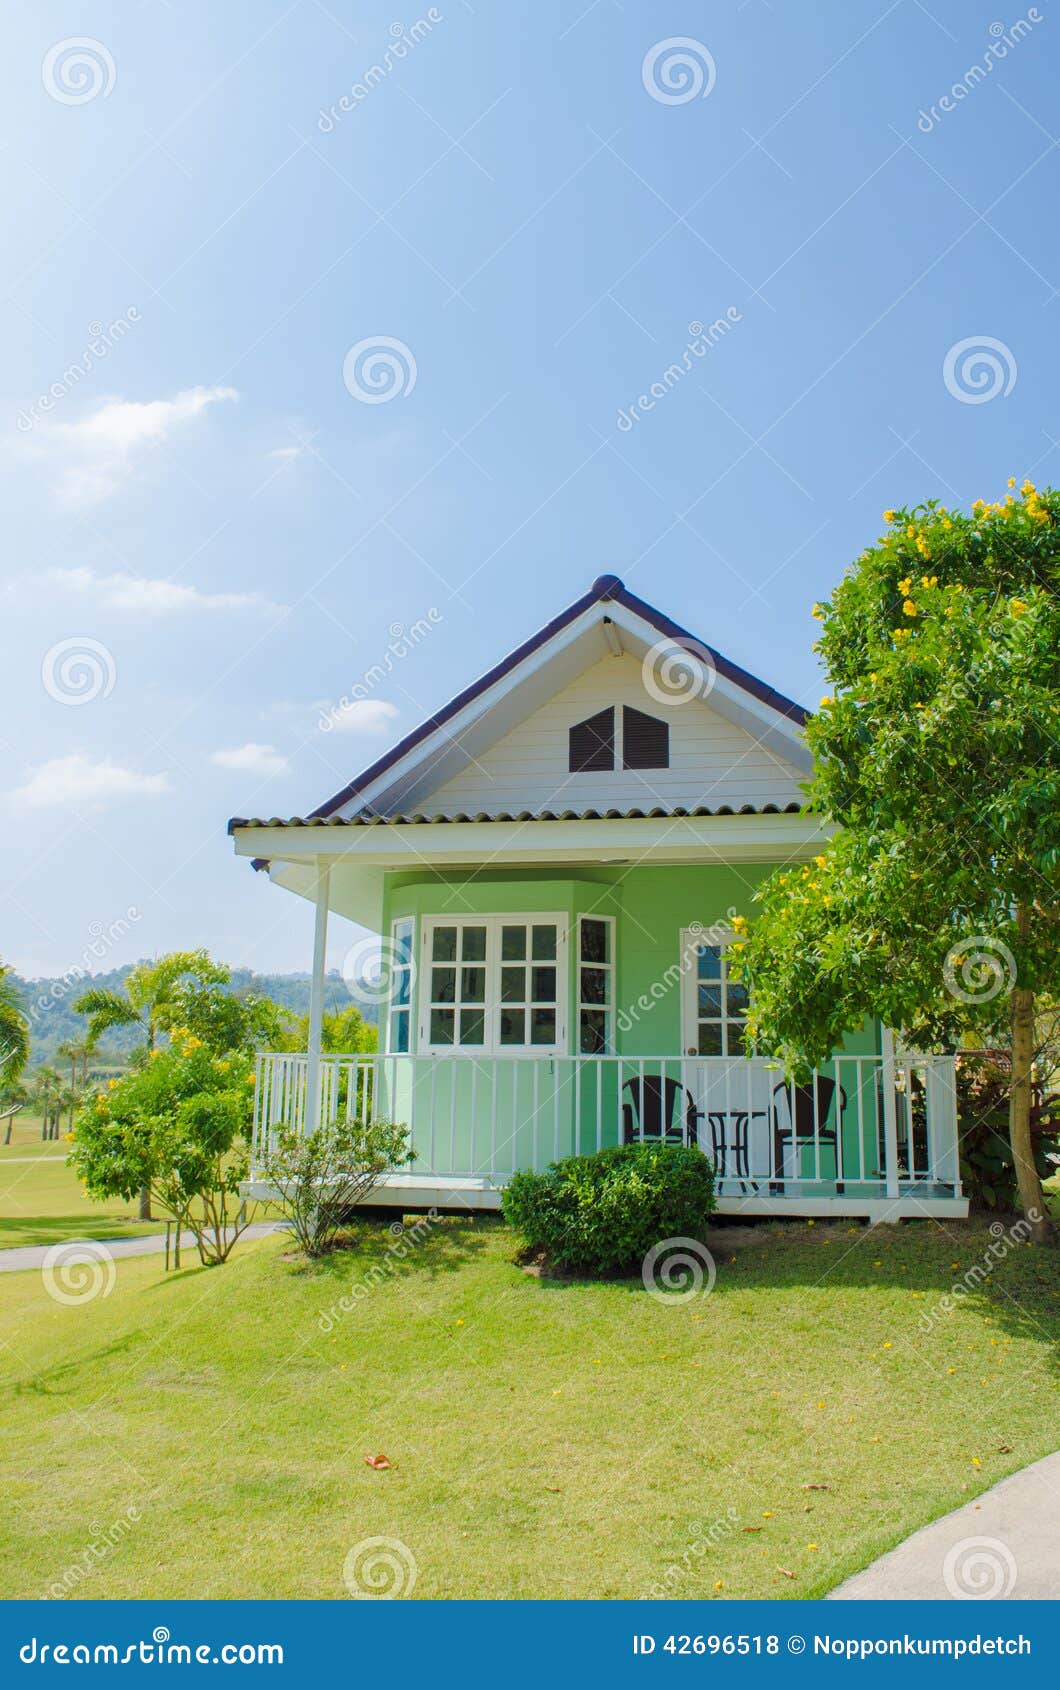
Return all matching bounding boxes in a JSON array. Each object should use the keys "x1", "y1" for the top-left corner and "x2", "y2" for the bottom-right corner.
[{"x1": 501, "y1": 1141, "x2": 715, "y2": 1275}]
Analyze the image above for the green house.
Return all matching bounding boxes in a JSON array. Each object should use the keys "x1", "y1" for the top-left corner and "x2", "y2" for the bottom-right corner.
[{"x1": 230, "y1": 575, "x2": 965, "y2": 1221}]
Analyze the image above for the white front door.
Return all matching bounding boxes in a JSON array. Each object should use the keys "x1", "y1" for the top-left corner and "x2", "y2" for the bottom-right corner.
[{"x1": 679, "y1": 927, "x2": 772, "y2": 1189}]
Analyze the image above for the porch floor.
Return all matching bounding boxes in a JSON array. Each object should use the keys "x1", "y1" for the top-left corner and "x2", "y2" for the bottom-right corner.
[{"x1": 243, "y1": 1170, "x2": 968, "y2": 1222}]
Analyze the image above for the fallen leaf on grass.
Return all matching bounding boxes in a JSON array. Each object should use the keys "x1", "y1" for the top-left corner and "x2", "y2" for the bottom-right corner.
[
  {"x1": 776, "y1": 1566, "x2": 796, "y2": 1580},
  {"x1": 803, "y1": 1483, "x2": 831, "y2": 1491},
  {"x1": 742, "y1": 1526, "x2": 763, "y2": 1533},
  {"x1": 998, "y1": 1443, "x2": 1013, "y2": 1453},
  {"x1": 364, "y1": 1454, "x2": 391, "y2": 1470}
]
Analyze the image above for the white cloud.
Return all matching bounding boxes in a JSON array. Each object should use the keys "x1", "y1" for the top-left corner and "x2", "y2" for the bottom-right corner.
[
  {"x1": 42, "y1": 385, "x2": 238, "y2": 505},
  {"x1": 322, "y1": 699, "x2": 399, "y2": 734},
  {"x1": 210, "y1": 743, "x2": 288, "y2": 776},
  {"x1": 267, "y1": 445, "x2": 305, "y2": 462},
  {"x1": 53, "y1": 566, "x2": 276, "y2": 615},
  {"x1": 11, "y1": 755, "x2": 171, "y2": 811}
]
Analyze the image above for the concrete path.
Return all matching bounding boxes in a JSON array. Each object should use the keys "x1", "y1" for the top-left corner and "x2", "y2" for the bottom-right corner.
[
  {"x1": 0, "y1": 1221, "x2": 286, "y2": 1274},
  {"x1": 0, "y1": 1156, "x2": 68, "y2": 1164},
  {"x1": 828, "y1": 1451, "x2": 1060, "y2": 1599}
]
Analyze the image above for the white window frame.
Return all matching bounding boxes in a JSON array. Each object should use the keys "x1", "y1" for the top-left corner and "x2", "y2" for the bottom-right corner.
[
  {"x1": 418, "y1": 913, "x2": 569, "y2": 1056},
  {"x1": 679, "y1": 925, "x2": 749, "y2": 1057},
  {"x1": 386, "y1": 915, "x2": 416, "y2": 1054},
  {"x1": 576, "y1": 913, "x2": 616, "y2": 1055}
]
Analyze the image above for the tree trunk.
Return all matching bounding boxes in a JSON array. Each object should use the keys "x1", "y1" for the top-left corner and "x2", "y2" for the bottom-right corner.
[
  {"x1": 1009, "y1": 908, "x2": 1054, "y2": 1245},
  {"x1": 139, "y1": 1184, "x2": 152, "y2": 1220}
]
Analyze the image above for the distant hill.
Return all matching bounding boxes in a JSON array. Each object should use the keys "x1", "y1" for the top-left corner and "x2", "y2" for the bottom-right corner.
[{"x1": 12, "y1": 964, "x2": 377, "y2": 1070}]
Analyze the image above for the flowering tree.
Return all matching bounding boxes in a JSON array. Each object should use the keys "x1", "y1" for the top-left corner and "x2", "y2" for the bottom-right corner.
[
  {"x1": 71, "y1": 1028, "x2": 257, "y2": 1265},
  {"x1": 731, "y1": 481, "x2": 1060, "y2": 1244}
]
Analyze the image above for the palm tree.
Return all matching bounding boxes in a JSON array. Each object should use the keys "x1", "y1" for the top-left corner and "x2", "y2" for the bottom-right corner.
[
  {"x1": 0, "y1": 961, "x2": 30, "y2": 1092},
  {"x1": 74, "y1": 950, "x2": 229, "y2": 1053},
  {"x1": 74, "y1": 951, "x2": 229, "y2": 1216},
  {"x1": 32, "y1": 1067, "x2": 63, "y2": 1140},
  {"x1": 56, "y1": 1038, "x2": 93, "y2": 1131}
]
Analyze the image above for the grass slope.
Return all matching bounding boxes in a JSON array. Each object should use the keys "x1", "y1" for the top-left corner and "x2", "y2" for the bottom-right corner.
[{"x1": 2, "y1": 1214, "x2": 1058, "y2": 1599}]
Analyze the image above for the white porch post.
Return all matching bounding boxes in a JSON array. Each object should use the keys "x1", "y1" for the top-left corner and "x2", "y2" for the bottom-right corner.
[
  {"x1": 304, "y1": 863, "x2": 331, "y2": 1136},
  {"x1": 880, "y1": 1027, "x2": 900, "y2": 1200}
]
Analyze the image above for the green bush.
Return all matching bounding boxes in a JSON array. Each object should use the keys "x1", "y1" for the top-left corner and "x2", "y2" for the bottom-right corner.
[{"x1": 501, "y1": 1141, "x2": 715, "y2": 1275}]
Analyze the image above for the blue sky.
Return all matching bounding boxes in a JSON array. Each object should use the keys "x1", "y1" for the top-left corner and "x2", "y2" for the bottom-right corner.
[{"x1": 2, "y1": 0, "x2": 1058, "y2": 979}]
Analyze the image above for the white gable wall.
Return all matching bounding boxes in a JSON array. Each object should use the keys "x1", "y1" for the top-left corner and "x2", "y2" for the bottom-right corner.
[{"x1": 418, "y1": 653, "x2": 806, "y2": 815}]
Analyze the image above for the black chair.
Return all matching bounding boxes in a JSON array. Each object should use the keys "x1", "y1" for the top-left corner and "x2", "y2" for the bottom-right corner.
[
  {"x1": 622, "y1": 1075, "x2": 701, "y2": 1148},
  {"x1": 771, "y1": 1077, "x2": 846, "y2": 1192}
]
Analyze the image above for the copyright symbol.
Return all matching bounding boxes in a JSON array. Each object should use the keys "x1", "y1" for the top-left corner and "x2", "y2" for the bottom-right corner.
[{"x1": 788, "y1": 1635, "x2": 806, "y2": 1655}]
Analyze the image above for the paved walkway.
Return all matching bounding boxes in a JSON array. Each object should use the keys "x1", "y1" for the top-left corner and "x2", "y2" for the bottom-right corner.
[
  {"x1": 828, "y1": 1451, "x2": 1060, "y2": 1599},
  {"x1": 0, "y1": 1222, "x2": 286, "y2": 1274}
]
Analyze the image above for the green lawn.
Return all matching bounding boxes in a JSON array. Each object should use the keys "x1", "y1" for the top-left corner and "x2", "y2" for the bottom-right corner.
[
  {"x1": 1, "y1": 1213, "x2": 1057, "y2": 1599},
  {"x1": 0, "y1": 1114, "x2": 163, "y2": 1249}
]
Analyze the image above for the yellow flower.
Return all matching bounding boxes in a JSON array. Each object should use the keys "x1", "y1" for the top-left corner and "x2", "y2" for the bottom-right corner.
[
  {"x1": 1021, "y1": 480, "x2": 1035, "y2": 497},
  {"x1": 916, "y1": 537, "x2": 930, "y2": 557},
  {"x1": 921, "y1": 574, "x2": 937, "y2": 588},
  {"x1": 903, "y1": 600, "x2": 917, "y2": 617},
  {"x1": 814, "y1": 855, "x2": 827, "y2": 868},
  {"x1": 819, "y1": 695, "x2": 834, "y2": 708},
  {"x1": 1011, "y1": 599, "x2": 1028, "y2": 616},
  {"x1": 731, "y1": 914, "x2": 748, "y2": 932},
  {"x1": 897, "y1": 577, "x2": 912, "y2": 595},
  {"x1": 906, "y1": 524, "x2": 915, "y2": 538},
  {"x1": 883, "y1": 509, "x2": 895, "y2": 522},
  {"x1": 812, "y1": 603, "x2": 825, "y2": 620},
  {"x1": 1008, "y1": 477, "x2": 1016, "y2": 488}
]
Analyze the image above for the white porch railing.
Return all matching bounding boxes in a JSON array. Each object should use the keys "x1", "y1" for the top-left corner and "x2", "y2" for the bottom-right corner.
[{"x1": 251, "y1": 1050, "x2": 961, "y2": 1203}]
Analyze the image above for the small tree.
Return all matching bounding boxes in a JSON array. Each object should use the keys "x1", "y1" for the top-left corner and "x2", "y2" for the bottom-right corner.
[
  {"x1": 71, "y1": 1029, "x2": 256, "y2": 1265},
  {"x1": 263, "y1": 1116, "x2": 413, "y2": 1256},
  {"x1": 74, "y1": 951, "x2": 231, "y2": 1219},
  {"x1": 732, "y1": 482, "x2": 1060, "y2": 1243}
]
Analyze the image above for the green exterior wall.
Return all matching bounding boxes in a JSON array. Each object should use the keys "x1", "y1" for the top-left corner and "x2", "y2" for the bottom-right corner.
[
  {"x1": 373, "y1": 862, "x2": 882, "y2": 1186},
  {"x1": 381, "y1": 862, "x2": 878, "y2": 1060}
]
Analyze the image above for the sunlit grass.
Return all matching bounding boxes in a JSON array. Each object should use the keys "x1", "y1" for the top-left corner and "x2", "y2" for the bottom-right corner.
[{"x1": 0, "y1": 1213, "x2": 1057, "y2": 1598}]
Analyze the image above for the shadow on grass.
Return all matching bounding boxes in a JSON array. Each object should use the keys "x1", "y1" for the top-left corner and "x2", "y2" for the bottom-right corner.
[
  {"x1": 282, "y1": 1213, "x2": 499, "y2": 1284},
  {"x1": 524, "y1": 1213, "x2": 1060, "y2": 1366}
]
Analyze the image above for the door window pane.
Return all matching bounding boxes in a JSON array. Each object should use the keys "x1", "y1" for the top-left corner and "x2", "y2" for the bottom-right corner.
[
  {"x1": 461, "y1": 966, "x2": 486, "y2": 1003},
  {"x1": 580, "y1": 1010, "x2": 606, "y2": 1054},
  {"x1": 581, "y1": 966, "x2": 606, "y2": 1005},
  {"x1": 697, "y1": 945, "x2": 721, "y2": 980},
  {"x1": 501, "y1": 925, "x2": 527, "y2": 960},
  {"x1": 531, "y1": 965, "x2": 556, "y2": 1003},
  {"x1": 430, "y1": 1008, "x2": 454, "y2": 1045},
  {"x1": 531, "y1": 1008, "x2": 556, "y2": 1045},
  {"x1": 432, "y1": 926, "x2": 457, "y2": 962},
  {"x1": 698, "y1": 1021, "x2": 723, "y2": 1055},
  {"x1": 580, "y1": 919, "x2": 609, "y2": 964},
  {"x1": 532, "y1": 925, "x2": 557, "y2": 961},
  {"x1": 459, "y1": 1009, "x2": 485, "y2": 1045},
  {"x1": 432, "y1": 966, "x2": 456, "y2": 1004},
  {"x1": 462, "y1": 926, "x2": 487, "y2": 962},
  {"x1": 500, "y1": 1008, "x2": 526, "y2": 1045},
  {"x1": 500, "y1": 966, "x2": 524, "y2": 1002}
]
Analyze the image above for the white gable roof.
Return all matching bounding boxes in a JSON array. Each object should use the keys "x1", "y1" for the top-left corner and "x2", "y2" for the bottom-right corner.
[
  {"x1": 238, "y1": 576, "x2": 812, "y2": 829},
  {"x1": 422, "y1": 650, "x2": 806, "y2": 816}
]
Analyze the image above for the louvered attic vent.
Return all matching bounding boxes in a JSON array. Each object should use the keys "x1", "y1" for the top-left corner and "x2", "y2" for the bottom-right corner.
[
  {"x1": 569, "y1": 706, "x2": 615, "y2": 772},
  {"x1": 622, "y1": 704, "x2": 669, "y2": 770},
  {"x1": 568, "y1": 705, "x2": 670, "y2": 773}
]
